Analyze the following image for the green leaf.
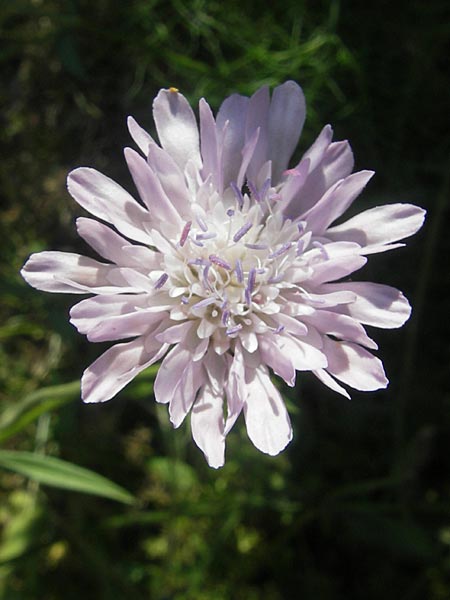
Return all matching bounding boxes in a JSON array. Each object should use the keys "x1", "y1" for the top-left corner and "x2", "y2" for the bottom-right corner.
[
  {"x1": 0, "y1": 451, "x2": 134, "y2": 505},
  {"x1": 0, "y1": 381, "x2": 81, "y2": 443}
]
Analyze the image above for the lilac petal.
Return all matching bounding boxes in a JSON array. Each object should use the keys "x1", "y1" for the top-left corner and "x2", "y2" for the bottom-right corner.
[
  {"x1": 191, "y1": 383, "x2": 225, "y2": 469},
  {"x1": 303, "y1": 310, "x2": 377, "y2": 350},
  {"x1": 169, "y1": 359, "x2": 205, "y2": 428},
  {"x1": 258, "y1": 336, "x2": 296, "y2": 387},
  {"x1": 82, "y1": 337, "x2": 168, "y2": 403},
  {"x1": 327, "y1": 203, "x2": 426, "y2": 250},
  {"x1": 237, "y1": 126, "x2": 260, "y2": 189},
  {"x1": 245, "y1": 86, "x2": 270, "y2": 183},
  {"x1": 273, "y1": 312, "x2": 308, "y2": 336},
  {"x1": 152, "y1": 88, "x2": 201, "y2": 170},
  {"x1": 302, "y1": 124, "x2": 334, "y2": 170},
  {"x1": 67, "y1": 168, "x2": 152, "y2": 244},
  {"x1": 85, "y1": 310, "x2": 163, "y2": 342},
  {"x1": 76, "y1": 218, "x2": 160, "y2": 269},
  {"x1": 293, "y1": 140, "x2": 355, "y2": 216},
  {"x1": 70, "y1": 294, "x2": 151, "y2": 335},
  {"x1": 154, "y1": 345, "x2": 192, "y2": 404},
  {"x1": 127, "y1": 116, "x2": 155, "y2": 155},
  {"x1": 199, "y1": 98, "x2": 220, "y2": 191},
  {"x1": 155, "y1": 320, "x2": 194, "y2": 344},
  {"x1": 301, "y1": 170, "x2": 375, "y2": 234},
  {"x1": 274, "y1": 333, "x2": 327, "y2": 371},
  {"x1": 323, "y1": 282, "x2": 411, "y2": 328},
  {"x1": 309, "y1": 249, "x2": 367, "y2": 285},
  {"x1": 268, "y1": 81, "x2": 306, "y2": 183},
  {"x1": 146, "y1": 143, "x2": 191, "y2": 215},
  {"x1": 204, "y1": 351, "x2": 227, "y2": 393},
  {"x1": 124, "y1": 147, "x2": 182, "y2": 224},
  {"x1": 322, "y1": 337, "x2": 388, "y2": 391},
  {"x1": 224, "y1": 342, "x2": 246, "y2": 434},
  {"x1": 216, "y1": 94, "x2": 249, "y2": 189},
  {"x1": 244, "y1": 367, "x2": 293, "y2": 456},
  {"x1": 313, "y1": 368, "x2": 351, "y2": 399},
  {"x1": 21, "y1": 251, "x2": 134, "y2": 294}
]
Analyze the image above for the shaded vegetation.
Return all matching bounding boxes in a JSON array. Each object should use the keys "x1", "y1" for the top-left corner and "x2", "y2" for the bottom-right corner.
[{"x1": 1, "y1": 0, "x2": 449, "y2": 598}]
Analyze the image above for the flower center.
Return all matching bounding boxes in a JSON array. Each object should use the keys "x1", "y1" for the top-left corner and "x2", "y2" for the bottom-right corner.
[{"x1": 157, "y1": 181, "x2": 312, "y2": 341}]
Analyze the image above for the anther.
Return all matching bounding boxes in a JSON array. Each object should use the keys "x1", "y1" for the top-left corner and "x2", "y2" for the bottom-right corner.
[
  {"x1": 269, "y1": 243, "x2": 292, "y2": 259},
  {"x1": 192, "y1": 296, "x2": 217, "y2": 310},
  {"x1": 230, "y1": 182, "x2": 244, "y2": 209},
  {"x1": 226, "y1": 323, "x2": 243, "y2": 336},
  {"x1": 196, "y1": 232, "x2": 217, "y2": 241},
  {"x1": 235, "y1": 259, "x2": 243, "y2": 283},
  {"x1": 209, "y1": 255, "x2": 232, "y2": 270},
  {"x1": 154, "y1": 273, "x2": 168, "y2": 289},
  {"x1": 179, "y1": 221, "x2": 192, "y2": 247},
  {"x1": 244, "y1": 243, "x2": 268, "y2": 250},
  {"x1": 233, "y1": 222, "x2": 253, "y2": 243}
]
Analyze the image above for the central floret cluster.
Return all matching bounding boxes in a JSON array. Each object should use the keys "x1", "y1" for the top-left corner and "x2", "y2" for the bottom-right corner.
[
  {"x1": 158, "y1": 180, "x2": 312, "y2": 352},
  {"x1": 21, "y1": 82, "x2": 425, "y2": 467}
]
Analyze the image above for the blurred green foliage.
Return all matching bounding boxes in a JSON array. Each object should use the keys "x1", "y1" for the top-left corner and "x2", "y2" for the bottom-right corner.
[{"x1": 1, "y1": 0, "x2": 449, "y2": 598}]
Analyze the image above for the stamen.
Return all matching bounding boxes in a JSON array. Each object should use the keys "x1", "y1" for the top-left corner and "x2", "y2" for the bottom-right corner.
[
  {"x1": 202, "y1": 264, "x2": 212, "y2": 290},
  {"x1": 233, "y1": 222, "x2": 253, "y2": 243},
  {"x1": 209, "y1": 254, "x2": 232, "y2": 270},
  {"x1": 188, "y1": 258, "x2": 208, "y2": 266},
  {"x1": 181, "y1": 295, "x2": 189, "y2": 304},
  {"x1": 260, "y1": 178, "x2": 271, "y2": 201},
  {"x1": 191, "y1": 239, "x2": 204, "y2": 247},
  {"x1": 154, "y1": 273, "x2": 168, "y2": 289},
  {"x1": 247, "y1": 180, "x2": 260, "y2": 201},
  {"x1": 313, "y1": 240, "x2": 329, "y2": 259},
  {"x1": 192, "y1": 296, "x2": 217, "y2": 310},
  {"x1": 274, "y1": 325, "x2": 285, "y2": 334},
  {"x1": 268, "y1": 273, "x2": 284, "y2": 284},
  {"x1": 226, "y1": 323, "x2": 243, "y2": 336},
  {"x1": 247, "y1": 267, "x2": 256, "y2": 293},
  {"x1": 235, "y1": 259, "x2": 244, "y2": 283},
  {"x1": 296, "y1": 239, "x2": 305, "y2": 256},
  {"x1": 221, "y1": 309, "x2": 230, "y2": 325},
  {"x1": 226, "y1": 208, "x2": 235, "y2": 217},
  {"x1": 297, "y1": 221, "x2": 306, "y2": 234},
  {"x1": 195, "y1": 215, "x2": 208, "y2": 232},
  {"x1": 196, "y1": 232, "x2": 217, "y2": 241},
  {"x1": 269, "y1": 243, "x2": 292, "y2": 259},
  {"x1": 245, "y1": 243, "x2": 268, "y2": 250},
  {"x1": 230, "y1": 182, "x2": 244, "y2": 209},
  {"x1": 179, "y1": 221, "x2": 192, "y2": 247}
]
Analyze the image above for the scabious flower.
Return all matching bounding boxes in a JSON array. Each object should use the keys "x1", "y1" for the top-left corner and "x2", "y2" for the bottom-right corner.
[{"x1": 21, "y1": 82, "x2": 425, "y2": 467}]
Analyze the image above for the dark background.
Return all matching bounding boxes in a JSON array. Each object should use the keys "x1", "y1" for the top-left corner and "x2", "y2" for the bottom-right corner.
[{"x1": 1, "y1": 1, "x2": 449, "y2": 598}]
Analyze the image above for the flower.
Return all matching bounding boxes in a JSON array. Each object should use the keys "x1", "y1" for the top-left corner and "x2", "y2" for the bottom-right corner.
[{"x1": 21, "y1": 82, "x2": 425, "y2": 467}]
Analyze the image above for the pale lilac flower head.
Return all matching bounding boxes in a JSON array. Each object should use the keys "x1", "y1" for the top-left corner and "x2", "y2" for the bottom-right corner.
[{"x1": 21, "y1": 82, "x2": 425, "y2": 467}]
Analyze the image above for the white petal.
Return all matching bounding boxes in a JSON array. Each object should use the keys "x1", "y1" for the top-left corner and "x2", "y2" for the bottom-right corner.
[
  {"x1": 224, "y1": 342, "x2": 246, "y2": 434},
  {"x1": 169, "y1": 359, "x2": 205, "y2": 428},
  {"x1": 199, "y1": 98, "x2": 220, "y2": 190},
  {"x1": 70, "y1": 294, "x2": 151, "y2": 334},
  {"x1": 323, "y1": 281, "x2": 411, "y2": 328},
  {"x1": 216, "y1": 93, "x2": 249, "y2": 188},
  {"x1": 127, "y1": 116, "x2": 155, "y2": 155},
  {"x1": 327, "y1": 203, "x2": 426, "y2": 250},
  {"x1": 191, "y1": 383, "x2": 225, "y2": 468},
  {"x1": 313, "y1": 369, "x2": 351, "y2": 399},
  {"x1": 124, "y1": 147, "x2": 182, "y2": 224},
  {"x1": 322, "y1": 337, "x2": 388, "y2": 391},
  {"x1": 301, "y1": 170, "x2": 375, "y2": 234},
  {"x1": 268, "y1": 81, "x2": 306, "y2": 183},
  {"x1": 152, "y1": 88, "x2": 201, "y2": 170},
  {"x1": 85, "y1": 310, "x2": 163, "y2": 342},
  {"x1": 67, "y1": 168, "x2": 152, "y2": 244},
  {"x1": 154, "y1": 345, "x2": 192, "y2": 404},
  {"x1": 146, "y1": 143, "x2": 191, "y2": 216},
  {"x1": 245, "y1": 85, "x2": 270, "y2": 183},
  {"x1": 82, "y1": 337, "x2": 167, "y2": 403},
  {"x1": 303, "y1": 310, "x2": 377, "y2": 349},
  {"x1": 258, "y1": 335, "x2": 296, "y2": 387},
  {"x1": 244, "y1": 367, "x2": 292, "y2": 456},
  {"x1": 21, "y1": 251, "x2": 135, "y2": 294}
]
